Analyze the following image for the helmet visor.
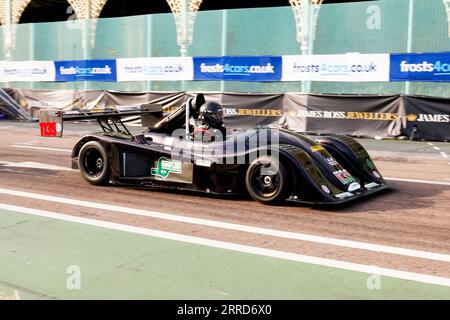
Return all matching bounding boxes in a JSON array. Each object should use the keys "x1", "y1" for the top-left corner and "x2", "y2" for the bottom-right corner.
[{"x1": 206, "y1": 109, "x2": 223, "y2": 121}]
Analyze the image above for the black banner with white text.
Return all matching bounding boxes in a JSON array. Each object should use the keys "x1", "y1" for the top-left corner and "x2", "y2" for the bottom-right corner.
[{"x1": 4, "y1": 89, "x2": 449, "y2": 141}]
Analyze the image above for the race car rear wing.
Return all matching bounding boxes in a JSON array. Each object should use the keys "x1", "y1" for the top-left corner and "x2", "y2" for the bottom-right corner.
[{"x1": 39, "y1": 104, "x2": 164, "y2": 137}]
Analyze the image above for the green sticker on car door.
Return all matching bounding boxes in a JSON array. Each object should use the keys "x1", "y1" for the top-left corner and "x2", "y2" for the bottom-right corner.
[{"x1": 151, "y1": 157, "x2": 193, "y2": 184}]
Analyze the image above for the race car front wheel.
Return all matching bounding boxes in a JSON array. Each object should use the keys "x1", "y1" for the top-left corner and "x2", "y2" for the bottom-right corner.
[
  {"x1": 245, "y1": 156, "x2": 292, "y2": 204},
  {"x1": 79, "y1": 141, "x2": 110, "y2": 185}
]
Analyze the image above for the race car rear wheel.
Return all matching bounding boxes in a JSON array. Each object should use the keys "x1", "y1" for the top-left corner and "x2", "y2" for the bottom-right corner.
[
  {"x1": 79, "y1": 141, "x2": 110, "y2": 185},
  {"x1": 245, "y1": 156, "x2": 292, "y2": 204}
]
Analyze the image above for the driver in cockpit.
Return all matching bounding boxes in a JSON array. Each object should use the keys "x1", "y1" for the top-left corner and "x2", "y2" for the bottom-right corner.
[{"x1": 192, "y1": 101, "x2": 227, "y2": 142}]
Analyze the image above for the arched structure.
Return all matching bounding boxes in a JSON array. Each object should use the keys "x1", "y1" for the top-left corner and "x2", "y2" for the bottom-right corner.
[
  {"x1": 0, "y1": 0, "x2": 378, "y2": 26},
  {"x1": 66, "y1": 0, "x2": 109, "y2": 19},
  {"x1": 0, "y1": 0, "x2": 33, "y2": 25},
  {"x1": 166, "y1": 0, "x2": 203, "y2": 56},
  {"x1": 0, "y1": 0, "x2": 111, "y2": 58},
  {"x1": 20, "y1": 0, "x2": 72, "y2": 24},
  {"x1": 0, "y1": 0, "x2": 109, "y2": 26},
  {"x1": 99, "y1": 0, "x2": 171, "y2": 18}
]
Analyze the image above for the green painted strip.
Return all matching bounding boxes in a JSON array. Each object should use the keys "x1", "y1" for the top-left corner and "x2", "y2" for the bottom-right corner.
[{"x1": 0, "y1": 209, "x2": 449, "y2": 300}]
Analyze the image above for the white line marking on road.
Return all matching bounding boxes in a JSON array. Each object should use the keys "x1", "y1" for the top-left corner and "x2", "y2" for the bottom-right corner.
[
  {"x1": 433, "y1": 146, "x2": 442, "y2": 151},
  {"x1": 1, "y1": 203, "x2": 450, "y2": 288},
  {"x1": 20, "y1": 141, "x2": 39, "y2": 146},
  {"x1": 10, "y1": 145, "x2": 72, "y2": 153},
  {"x1": 441, "y1": 152, "x2": 449, "y2": 159},
  {"x1": 386, "y1": 177, "x2": 450, "y2": 186},
  {"x1": 0, "y1": 187, "x2": 450, "y2": 263},
  {"x1": 0, "y1": 126, "x2": 12, "y2": 130},
  {"x1": 0, "y1": 161, "x2": 74, "y2": 171}
]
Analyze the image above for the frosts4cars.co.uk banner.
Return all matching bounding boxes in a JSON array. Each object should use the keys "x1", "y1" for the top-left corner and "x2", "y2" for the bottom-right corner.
[
  {"x1": 282, "y1": 54, "x2": 390, "y2": 82},
  {"x1": 116, "y1": 57, "x2": 194, "y2": 81},
  {"x1": 5, "y1": 52, "x2": 450, "y2": 83},
  {"x1": 193, "y1": 56, "x2": 282, "y2": 82},
  {"x1": 0, "y1": 61, "x2": 55, "y2": 82},
  {"x1": 390, "y1": 52, "x2": 450, "y2": 82},
  {"x1": 54, "y1": 60, "x2": 117, "y2": 82}
]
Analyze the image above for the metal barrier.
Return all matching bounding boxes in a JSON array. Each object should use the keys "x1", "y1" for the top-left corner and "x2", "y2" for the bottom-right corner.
[{"x1": 0, "y1": 88, "x2": 32, "y2": 120}]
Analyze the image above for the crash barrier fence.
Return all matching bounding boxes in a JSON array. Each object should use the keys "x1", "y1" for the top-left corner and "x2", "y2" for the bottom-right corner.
[
  {"x1": 5, "y1": 89, "x2": 449, "y2": 142},
  {"x1": 3, "y1": 52, "x2": 450, "y2": 83}
]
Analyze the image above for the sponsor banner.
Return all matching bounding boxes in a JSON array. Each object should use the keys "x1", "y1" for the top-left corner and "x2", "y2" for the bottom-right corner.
[
  {"x1": 6, "y1": 88, "x2": 187, "y2": 118},
  {"x1": 55, "y1": 60, "x2": 117, "y2": 82},
  {"x1": 401, "y1": 95, "x2": 450, "y2": 141},
  {"x1": 285, "y1": 93, "x2": 449, "y2": 140},
  {"x1": 221, "y1": 93, "x2": 284, "y2": 128},
  {"x1": 282, "y1": 54, "x2": 390, "y2": 82},
  {"x1": 6, "y1": 89, "x2": 450, "y2": 141},
  {"x1": 390, "y1": 52, "x2": 450, "y2": 82},
  {"x1": 116, "y1": 57, "x2": 193, "y2": 81},
  {"x1": 0, "y1": 61, "x2": 55, "y2": 82},
  {"x1": 193, "y1": 56, "x2": 282, "y2": 82},
  {"x1": 283, "y1": 94, "x2": 404, "y2": 138}
]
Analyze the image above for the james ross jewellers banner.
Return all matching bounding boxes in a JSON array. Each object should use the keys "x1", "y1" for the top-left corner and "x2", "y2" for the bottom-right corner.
[{"x1": 7, "y1": 89, "x2": 450, "y2": 141}]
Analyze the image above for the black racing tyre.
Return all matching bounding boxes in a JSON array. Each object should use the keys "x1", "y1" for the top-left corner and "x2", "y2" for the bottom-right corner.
[
  {"x1": 245, "y1": 156, "x2": 292, "y2": 204},
  {"x1": 78, "y1": 141, "x2": 110, "y2": 186}
]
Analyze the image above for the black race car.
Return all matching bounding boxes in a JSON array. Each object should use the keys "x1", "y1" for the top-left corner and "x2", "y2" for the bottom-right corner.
[{"x1": 40, "y1": 94, "x2": 389, "y2": 205}]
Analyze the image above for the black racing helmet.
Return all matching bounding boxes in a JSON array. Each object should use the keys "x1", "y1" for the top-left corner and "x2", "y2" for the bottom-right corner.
[{"x1": 199, "y1": 101, "x2": 223, "y2": 128}]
